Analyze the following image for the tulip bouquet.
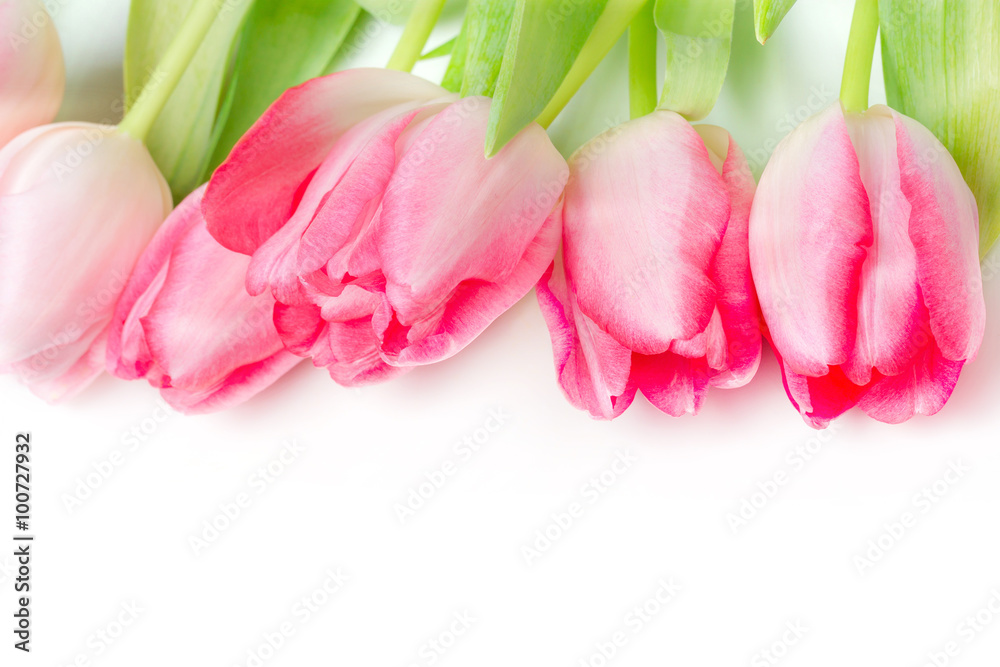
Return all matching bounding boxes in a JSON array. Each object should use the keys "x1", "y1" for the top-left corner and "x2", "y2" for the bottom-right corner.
[{"x1": 0, "y1": 0, "x2": 995, "y2": 429}]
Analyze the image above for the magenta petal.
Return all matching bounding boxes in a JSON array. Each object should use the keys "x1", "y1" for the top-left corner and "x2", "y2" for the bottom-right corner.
[
  {"x1": 778, "y1": 358, "x2": 864, "y2": 429},
  {"x1": 704, "y1": 129, "x2": 762, "y2": 388},
  {"x1": 203, "y1": 68, "x2": 448, "y2": 255},
  {"x1": 109, "y1": 187, "x2": 302, "y2": 412},
  {"x1": 273, "y1": 297, "x2": 406, "y2": 387},
  {"x1": 245, "y1": 107, "x2": 420, "y2": 302},
  {"x1": 376, "y1": 97, "x2": 569, "y2": 325},
  {"x1": 536, "y1": 259, "x2": 635, "y2": 420},
  {"x1": 893, "y1": 110, "x2": 985, "y2": 363},
  {"x1": 749, "y1": 103, "x2": 872, "y2": 376},
  {"x1": 161, "y1": 351, "x2": 302, "y2": 415},
  {"x1": 108, "y1": 186, "x2": 206, "y2": 379},
  {"x1": 376, "y1": 199, "x2": 564, "y2": 367},
  {"x1": 563, "y1": 111, "x2": 730, "y2": 356},
  {"x1": 858, "y1": 340, "x2": 964, "y2": 424},
  {"x1": 630, "y1": 352, "x2": 710, "y2": 417}
]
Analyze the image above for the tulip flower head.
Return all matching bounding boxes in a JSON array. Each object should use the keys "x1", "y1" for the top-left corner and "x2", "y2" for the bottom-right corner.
[
  {"x1": 107, "y1": 186, "x2": 302, "y2": 414},
  {"x1": 749, "y1": 102, "x2": 985, "y2": 427},
  {"x1": 0, "y1": 123, "x2": 171, "y2": 400},
  {"x1": 204, "y1": 68, "x2": 568, "y2": 385},
  {"x1": 0, "y1": 0, "x2": 65, "y2": 146},
  {"x1": 537, "y1": 111, "x2": 762, "y2": 419}
]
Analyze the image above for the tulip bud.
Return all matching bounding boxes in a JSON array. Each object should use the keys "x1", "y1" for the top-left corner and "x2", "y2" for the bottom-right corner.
[
  {"x1": 107, "y1": 186, "x2": 302, "y2": 414},
  {"x1": 537, "y1": 112, "x2": 761, "y2": 419},
  {"x1": 749, "y1": 103, "x2": 985, "y2": 428},
  {"x1": 0, "y1": 123, "x2": 172, "y2": 400},
  {"x1": 0, "y1": 0, "x2": 65, "y2": 146}
]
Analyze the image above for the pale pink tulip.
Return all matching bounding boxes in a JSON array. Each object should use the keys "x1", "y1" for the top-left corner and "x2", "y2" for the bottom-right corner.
[
  {"x1": 749, "y1": 103, "x2": 985, "y2": 428},
  {"x1": 537, "y1": 112, "x2": 762, "y2": 419},
  {"x1": 204, "y1": 68, "x2": 568, "y2": 384},
  {"x1": 0, "y1": 123, "x2": 171, "y2": 400},
  {"x1": 0, "y1": 0, "x2": 65, "y2": 146},
  {"x1": 107, "y1": 186, "x2": 302, "y2": 413}
]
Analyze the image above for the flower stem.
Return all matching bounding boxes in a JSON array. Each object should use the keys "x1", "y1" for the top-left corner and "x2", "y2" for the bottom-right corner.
[
  {"x1": 536, "y1": 0, "x2": 647, "y2": 128},
  {"x1": 628, "y1": 0, "x2": 657, "y2": 120},
  {"x1": 386, "y1": 0, "x2": 447, "y2": 72},
  {"x1": 118, "y1": 1, "x2": 222, "y2": 142},
  {"x1": 840, "y1": 0, "x2": 879, "y2": 114}
]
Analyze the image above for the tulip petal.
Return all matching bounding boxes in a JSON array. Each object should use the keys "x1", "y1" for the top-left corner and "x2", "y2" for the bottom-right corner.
[
  {"x1": 893, "y1": 110, "x2": 985, "y2": 362},
  {"x1": 0, "y1": 125, "x2": 171, "y2": 366},
  {"x1": 108, "y1": 185, "x2": 207, "y2": 380},
  {"x1": 858, "y1": 340, "x2": 964, "y2": 424},
  {"x1": 1, "y1": 324, "x2": 107, "y2": 402},
  {"x1": 108, "y1": 186, "x2": 301, "y2": 411},
  {"x1": 375, "y1": 198, "x2": 564, "y2": 367},
  {"x1": 203, "y1": 68, "x2": 448, "y2": 255},
  {"x1": 375, "y1": 97, "x2": 569, "y2": 325},
  {"x1": 563, "y1": 111, "x2": 730, "y2": 356},
  {"x1": 749, "y1": 103, "x2": 872, "y2": 376},
  {"x1": 841, "y1": 106, "x2": 922, "y2": 385},
  {"x1": 160, "y1": 350, "x2": 302, "y2": 414},
  {"x1": 0, "y1": 0, "x2": 65, "y2": 146},
  {"x1": 245, "y1": 106, "x2": 422, "y2": 302},
  {"x1": 699, "y1": 126, "x2": 763, "y2": 388},
  {"x1": 630, "y1": 352, "x2": 710, "y2": 417},
  {"x1": 778, "y1": 358, "x2": 864, "y2": 429},
  {"x1": 536, "y1": 258, "x2": 635, "y2": 420},
  {"x1": 139, "y1": 225, "x2": 286, "y2": 393},
  {"x1": 273, "y1": 294, "x2": 405, "y2": 387}
]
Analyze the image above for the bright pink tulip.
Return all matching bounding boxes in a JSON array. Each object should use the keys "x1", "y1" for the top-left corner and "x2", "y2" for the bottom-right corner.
[
  {"x1": 0, "y1": 123, "x2": 171, "y2": 400},
  {"x1": 107, "y1": 186, "x2": 302, "y2": 413},
  {"x1": 204, "y1": 68, "x2": 568, "y2": 384},
  {"x1": 0, "y1": 0, "x2": 65, "y2": 146},
  {"x1": 536, "y1": 112, "x2": 762, "y2": 419},
  {"x1": 749, "y1": 103, "x2": 985, "y2": 428}
]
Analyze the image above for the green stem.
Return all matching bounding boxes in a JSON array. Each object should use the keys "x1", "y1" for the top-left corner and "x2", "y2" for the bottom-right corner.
[
  {"x1": 628, "y1": 0, "x2": 657, "y2": 120},
  {"x1": 386, "y1": 0, "x2": 447, "y2": 72},
  {"x1": 840, "y1": 0, "x2": 879, "y2": 113},
  {"x1": 536, "y1": 0, "x2": 647, "y2": 128},
  {"x1": 118, "y1": 1, "x2": 222, "y2": 142}
]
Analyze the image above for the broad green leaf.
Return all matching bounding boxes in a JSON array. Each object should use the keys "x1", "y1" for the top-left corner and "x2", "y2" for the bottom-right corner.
[
  {"x1": 753, "y1": 0, "x2": 796, "y2": 44},
  {"x1": 535, "y1": 0, "x2": 647, "y2": 128},
  {"x1": 457, "y1": 0, "x2": 516, "y2": 97},
  {"x1": 881, "y1": 0, "x2": 1000, "y2": 258},
  {"x1": 124, "y1": 0, "x2": 252, "y2": 203},
  {"x1": 485, "y1": 0, "x2": 608, "y2": 156},
  {"x1": 655, "y1": 0, "x2": 734, "y2": 121},
  {"x1": 205, "y1": 0, "x2": 362, "y2": 176}
]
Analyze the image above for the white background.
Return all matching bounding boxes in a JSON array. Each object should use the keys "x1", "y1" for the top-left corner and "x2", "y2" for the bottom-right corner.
[{"x1": 5, "y1": 1, "x2": 1000, "y2": 665}]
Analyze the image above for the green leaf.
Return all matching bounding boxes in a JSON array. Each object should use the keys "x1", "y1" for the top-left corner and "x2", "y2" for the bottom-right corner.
[
  {"x1": 124, "y1": 0, "x2": 252, "y2": 203},
  {"x1": 485, "y1": 0, "x2": 608, "y2": 156},
  {"x1": 441, "y1": 14, "x2": 468, "y2": 92},
  {"x1": 421, "y1": 36, "x2": 457, "y2": 60},
  {"x1": 654, "y1": 0, "x2": 734, "y2": 121},
  {"x1": 753, "y1": 0, "x2": 796, "y2": 44},
  {"x1": 205, "y1": 0, "x2": 362, "y2": 177},
  {"x1": 880, "y1": 0, "x2": 1000, "y2": 258},
  {"x1": 457, "y1": 0, "x2": 516, "y2": 97}
]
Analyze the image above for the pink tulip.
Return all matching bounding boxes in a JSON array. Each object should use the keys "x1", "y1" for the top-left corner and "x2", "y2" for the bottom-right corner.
[
  {"x1": 536, "y1": 112, "x2": 762, "y2": 419},
  {"x1": 749, "y1": 103, "x2": 985, "y2": 428},
  {"x1": 204, "y1": 68, "x2": 568, "y2": 384},
  {"x1": 0, "y1": 0, "x2": 65, "y2": 146},
  {"x1": 107, "y1": 186, "x2": 302, "y2": 413},
  {"x1": 0, "y1": 123, "x2": 171, "y2": 400}
]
